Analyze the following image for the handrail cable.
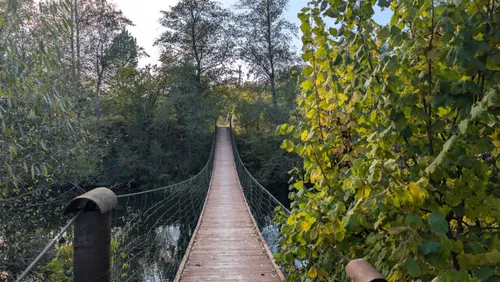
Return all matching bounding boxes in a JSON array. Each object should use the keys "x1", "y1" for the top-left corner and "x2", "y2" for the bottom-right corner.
[
  {"x1": 229, "y1": 123, "x2": 290, "y2": 214},
  {"x1": 15, "y1": 208, "x2": 85, "y2": 282},
  {"x1": 14, "y1": 127, "x2": 217, "y2": 281},
  {"x1": 116, "y1": 128, "x2": 216, "y2": 199}
]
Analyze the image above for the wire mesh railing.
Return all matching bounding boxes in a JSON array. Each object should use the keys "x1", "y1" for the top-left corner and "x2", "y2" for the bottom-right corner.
[
  {"x1": 110, "y1": 139, "x2": 215, "y2": 281},
  {"x1": 10, "y1": 128, "x2": 216, "y2": 282},
  {"x1": 229, "y1": 120, "x2": 290, "y2": 256}
]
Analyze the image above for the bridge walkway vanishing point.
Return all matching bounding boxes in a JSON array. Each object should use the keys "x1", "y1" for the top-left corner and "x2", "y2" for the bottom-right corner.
[{"x1": 175, "y1": 127, "x2": 285, "y2": 281}]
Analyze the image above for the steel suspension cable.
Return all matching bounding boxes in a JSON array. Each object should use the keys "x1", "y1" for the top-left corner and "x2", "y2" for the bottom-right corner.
[{"x1": 15, "y1": 208, "x2": 85, "y2": 282}]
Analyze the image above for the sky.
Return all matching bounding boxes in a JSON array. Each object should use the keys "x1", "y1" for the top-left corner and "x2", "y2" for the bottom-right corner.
[{"x1": 113, "y1": 0, "x2": 392, "y2": 67}]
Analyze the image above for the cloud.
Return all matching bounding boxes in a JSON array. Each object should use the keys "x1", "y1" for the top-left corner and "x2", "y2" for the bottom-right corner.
[{"x1": 113, "y1": 0, "x2": 179, "y2": 67}]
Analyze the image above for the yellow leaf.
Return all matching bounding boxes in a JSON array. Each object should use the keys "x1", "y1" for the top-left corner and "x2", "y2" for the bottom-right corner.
[
  {"x1": 437, "y1": 107, "x2": 451, "y2": 117},
  {"x1": 277, "y1": 124, "x2": 287, "y2": 135},
  {"x1": 387, "y1": 268, "x2": 403, "y2": 281},
  {"x1": 308, "y1": 266, "x2": 318, "y2": 279},
  {"x1": 306, "y1": 109, "x2": 317, "y2": 119},
  {"x1": 302, "y1": 80, "x2": 314, "y2": 91},
  {"x1": 298, "y1": 216, "x2": 316, "y2": 232},
  {"x1": 338, "y1": 93, "x2": 348, "y2": 106},
  {"x1": 408, "y1": 182, "x2": 427, "y2": 207},
  {"x1": 370, "y1": 110, "x2": 377, "y2": 122},
  {"x1": 301, "y1": 130, "x2": 308, "y2": 141},
  {"x1": 356, "y1": 186, "x2": 372, "y2": 198},
  {"x1": 297, "y1": 212, "x2": 308, "y2": 218}
]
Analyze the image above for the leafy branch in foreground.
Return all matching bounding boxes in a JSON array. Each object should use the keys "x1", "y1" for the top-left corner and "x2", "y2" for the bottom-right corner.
[{"x1": 276, "y1": 0, "x2": 500, "y2": 281}]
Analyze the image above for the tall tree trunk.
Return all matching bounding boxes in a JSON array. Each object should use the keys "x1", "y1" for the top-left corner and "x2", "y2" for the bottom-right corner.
[
  {"x1": 96, "y1": 71, "x2": 102, "y2": 122},
  {"x1": 70, "y1": 0, "x2": 76, "y2": 78},
  {"x1": 196, "y1": 61, "x2": 201, "y2": 84},
  {"x1": 238, "y1": 65, "x2": 242, "y2": 87},
  {"x1": 270, "y1": 71, "x2": 276, "y2": 106},
  {"x1": 265, "y1": 0, "x2": 277, "y2": 107},
  {"x1": 75, "y1": 0, "x2": 81, "y2": 82},
  {"x1": 95, "y1": 41, "x2": 104, "y2": 123},
  {"x1": 189, "y1": 9, "x2": 201, "y2": 84}
]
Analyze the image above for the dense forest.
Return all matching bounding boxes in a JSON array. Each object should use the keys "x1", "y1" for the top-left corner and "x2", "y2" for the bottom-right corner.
[
  {"x1": 0, "y1": 0, "x2": 300, "y2": 280},
  {"x1": 1, "y1": 0, "x2": 500, "y2": 281}
]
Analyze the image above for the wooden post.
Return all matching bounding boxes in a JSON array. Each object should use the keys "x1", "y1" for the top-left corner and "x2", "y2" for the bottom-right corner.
[{"x1": 64, "y1": 188, "x2": 118, "y2": 282}]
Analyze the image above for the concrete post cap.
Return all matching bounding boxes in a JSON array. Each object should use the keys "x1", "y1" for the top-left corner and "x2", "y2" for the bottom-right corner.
[
  {"x1": 64, "y1": 187, "x2": 117, "y2": 215},
  {"x1": 346, "y1": 259, "x2": 386, "y2": 282}
]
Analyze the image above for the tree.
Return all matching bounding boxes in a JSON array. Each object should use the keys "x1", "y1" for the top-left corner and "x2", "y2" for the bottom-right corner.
[
  {"x1": 106, "y1": 29, "x2": 143, "y2": 69},
  {"x1": 156, "y1": 0, "x2": 235, "y2": 85},
  {"x1": 235, "y1": 0, "x2": 296, "y2": 107},
  {"x1": 31, "y1": 0, "x2": 133, "y2": 119},
  {"x1": 277, "y1": 0, "x2": 500, "y2": 281},
  {"x1": 0, "y1": 1, "x2": 100, "y2": 277},
  {"x1": 78, "y1": 0, "x2": 131, "y2": 120}
]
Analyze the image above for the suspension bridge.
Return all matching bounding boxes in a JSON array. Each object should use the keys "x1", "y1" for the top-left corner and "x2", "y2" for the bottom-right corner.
[
  {"x1": 10, "y1": 124, "x2": 289, "y2": 282},
  {"x1": 175, "y1": 127, "x2": 284, "y2": 281},
  {"x1": 8, "y1": 123, "x2": 386, "y2": 282}
]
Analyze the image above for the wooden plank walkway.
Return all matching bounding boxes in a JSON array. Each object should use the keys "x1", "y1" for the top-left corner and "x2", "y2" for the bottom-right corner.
[{"x1": 175, "y1": 127, "x2": 285, "y2": 282}]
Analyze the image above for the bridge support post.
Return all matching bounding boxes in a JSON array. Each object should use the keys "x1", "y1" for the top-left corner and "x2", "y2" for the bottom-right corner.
[
  {"x1": 346, "y1": 259, "x2": 386, "y2": 282},
  {"x1": 64, "y1": 188, "x2": 118, "y2": 282}
]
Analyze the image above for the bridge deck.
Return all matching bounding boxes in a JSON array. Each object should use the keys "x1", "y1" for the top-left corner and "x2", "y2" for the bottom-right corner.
[{"x1": 175, "y1": 127, "x2": 284, "y2": 281}]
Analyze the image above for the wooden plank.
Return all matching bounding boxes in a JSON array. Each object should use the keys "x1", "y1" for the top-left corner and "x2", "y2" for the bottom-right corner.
[{"x1": 176, "y1": 127, "x2": 284, "y2": 281}]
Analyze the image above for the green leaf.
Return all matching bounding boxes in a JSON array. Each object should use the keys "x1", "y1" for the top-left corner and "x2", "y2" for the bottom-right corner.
[
  {"x1": 458, "y1": 120, "x2": 469, "y2": 134},
  {"x1": 404, "y1": 256, "x2": 421, "y2": 277},
  {"x1": 383, "y1": 159, "x2": 397, "y2": 172},
  {"x1": 302, "y1": 80, "x2": 314, "y2": 91},
  {"x1": 428, "y1": 213, "x2": 449, "y2": 234},
  {"x1": 471, "y1": 103, "x2": 486, "y2": 121},
  {"x1": 474, "y1": 267, "x2": 495, "y2": 280},
  {"x1": 40, "y1": 142, "x2": 48, "y2": 151},
  {"x1": 329, "y1": 28, "x2": 338, "y2": 37},
  {"x1": 303, "y1": 66, "x2": 313, "y2": 76},
  {"x1": 443, "y1": 135, "x2": 457, "y2": 153},
  {"x1": 388, "y1": 226, "x2": 407, "y2": 235},
  {"x1": 405, "y1": 214, "x2": 424, "y2": 229},
  {"x1": 419, "y1": 241, "x2": 441, "y2": 255},
  {"x1": 297, "y1": 247, "x2": 306, "y2": 259},
  {"x1": 442, "y1": 68, "x2": 460, "y2": 80},
  {"x1": 41, "y1": 164, "x2": 48, "y2": 177}
]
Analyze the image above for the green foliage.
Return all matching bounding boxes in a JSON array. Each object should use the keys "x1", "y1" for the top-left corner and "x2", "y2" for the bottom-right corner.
[
  {"x1": 234, "y1": 0, "x2": 297, "y2": 106},
  {"x1": 156, "y1": 0, "x2": 235, "y2": 83},
  {"x1": 43, "y1": 240, "x2": 129, "y2": 281},
  {"x1": 0, "y1": 2, "x2": 103, "y2": 275},
  {"x1": 101, "y1": 64, "x2": 215, "y2": 187},
  {"x1": 1, "y1": 0, "x2": 221, "y2": 279},
  {"x1": 220, "y1": 67, "x2": 302, "y2": 195},
  {"x1": 277, "y1": 0, "x2": 500, "y2": 281},
  {"x1": 43, "y1": 245, "x2": 73, "y2": 281}
]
